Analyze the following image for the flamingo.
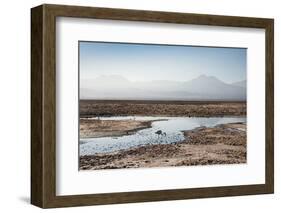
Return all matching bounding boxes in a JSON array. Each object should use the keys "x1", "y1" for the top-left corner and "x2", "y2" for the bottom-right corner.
[{"x1": 155, "y1": 130, "x2": 166, "y2": 137}]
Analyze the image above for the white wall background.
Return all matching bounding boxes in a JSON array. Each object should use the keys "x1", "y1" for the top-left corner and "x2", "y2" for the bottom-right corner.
[{"x1": 0, "y1": 0, "x2": 279, "y2": 212}]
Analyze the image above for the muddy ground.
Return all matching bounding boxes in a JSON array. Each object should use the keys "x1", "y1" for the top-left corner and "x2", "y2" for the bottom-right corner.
[
  {"x1": 80, "y1": 118, "x2": 165, "y2": 138},
  {"x1": 79, "y1": 123, "x2": 246, "y2": 170}
]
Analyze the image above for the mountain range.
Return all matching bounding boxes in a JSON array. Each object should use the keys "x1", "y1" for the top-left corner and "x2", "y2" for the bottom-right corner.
[{"x1": 80, "y1": 75, "x2": 246, "y2": 101}]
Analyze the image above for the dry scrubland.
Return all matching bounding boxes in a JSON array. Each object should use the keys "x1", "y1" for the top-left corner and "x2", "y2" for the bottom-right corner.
[
  {"x1": 79, "y1": 100, "x2": 246, "y2": 170},
  {"x1": 80, "y1": 100, "x2": 246, "y2": 117}
]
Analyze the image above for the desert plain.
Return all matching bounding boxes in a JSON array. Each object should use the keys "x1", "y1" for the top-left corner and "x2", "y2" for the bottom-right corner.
[{"x1": 79, "y1": 100, "x2": 246, "y2": 170}]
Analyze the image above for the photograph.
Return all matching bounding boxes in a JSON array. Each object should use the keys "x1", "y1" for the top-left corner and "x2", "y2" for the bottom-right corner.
[{"x1": 79, "y1": 41, "x2": 247, "y2": 170}]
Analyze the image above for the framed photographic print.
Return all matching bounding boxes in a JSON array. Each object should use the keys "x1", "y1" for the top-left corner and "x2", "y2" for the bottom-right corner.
[{"x1": 31, "y1": 4, "x2": 274, "y2": 208}]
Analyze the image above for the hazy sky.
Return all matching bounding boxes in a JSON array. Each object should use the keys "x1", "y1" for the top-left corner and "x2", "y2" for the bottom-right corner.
[{"x1": 79, "y1": 41, "x2": 246, "y2": 83}]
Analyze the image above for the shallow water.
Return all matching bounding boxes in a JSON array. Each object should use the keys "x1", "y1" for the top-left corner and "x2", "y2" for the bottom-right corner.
[{"x1": 80, "y1": 116, "x2": 246, "y2": 156}]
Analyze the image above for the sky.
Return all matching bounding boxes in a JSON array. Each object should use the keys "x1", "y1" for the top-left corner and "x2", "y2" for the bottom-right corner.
[{"x1": 79, "y1": 41, "x2": 246, "y2": 83}]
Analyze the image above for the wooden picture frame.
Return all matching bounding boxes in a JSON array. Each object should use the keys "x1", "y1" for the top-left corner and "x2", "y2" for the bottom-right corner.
[{"x1": 31, "y1": 4, "x2": 274, "y2": 208}]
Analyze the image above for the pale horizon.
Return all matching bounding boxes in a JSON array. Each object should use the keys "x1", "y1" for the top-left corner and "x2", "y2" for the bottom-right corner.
[{"x1": 80, "y1": 73, "x2": 245, "y2": 84}]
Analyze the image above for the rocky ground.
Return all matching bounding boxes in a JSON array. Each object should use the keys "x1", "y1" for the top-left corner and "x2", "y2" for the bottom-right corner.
[{"x1": 79, "y1": 122, "x2": 246, "y2": 170}]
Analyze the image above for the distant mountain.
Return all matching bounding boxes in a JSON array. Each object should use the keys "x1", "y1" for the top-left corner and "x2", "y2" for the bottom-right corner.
[
  {"x1": 80, "y1": 75, "x2": 246, "y2": 101},
  {"x1": 181, "y1": 75, "x2": 246, "y2": 100},
  {"x1": 231, "y1": 80, "x2": 246, "y2": 88}
]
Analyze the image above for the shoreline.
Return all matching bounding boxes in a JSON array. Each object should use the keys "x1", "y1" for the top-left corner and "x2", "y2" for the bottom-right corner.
[
  {"x1": 80, "y1": 116, "x2": 246, "y2": 139},
  {"x1": 80, "y1": 122, "x2": 247, "y2": 170}
]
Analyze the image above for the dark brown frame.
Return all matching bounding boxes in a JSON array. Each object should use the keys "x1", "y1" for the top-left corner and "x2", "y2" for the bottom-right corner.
[{"x1": 31, "y1": 4, "x2": 274, "y2": 208}]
